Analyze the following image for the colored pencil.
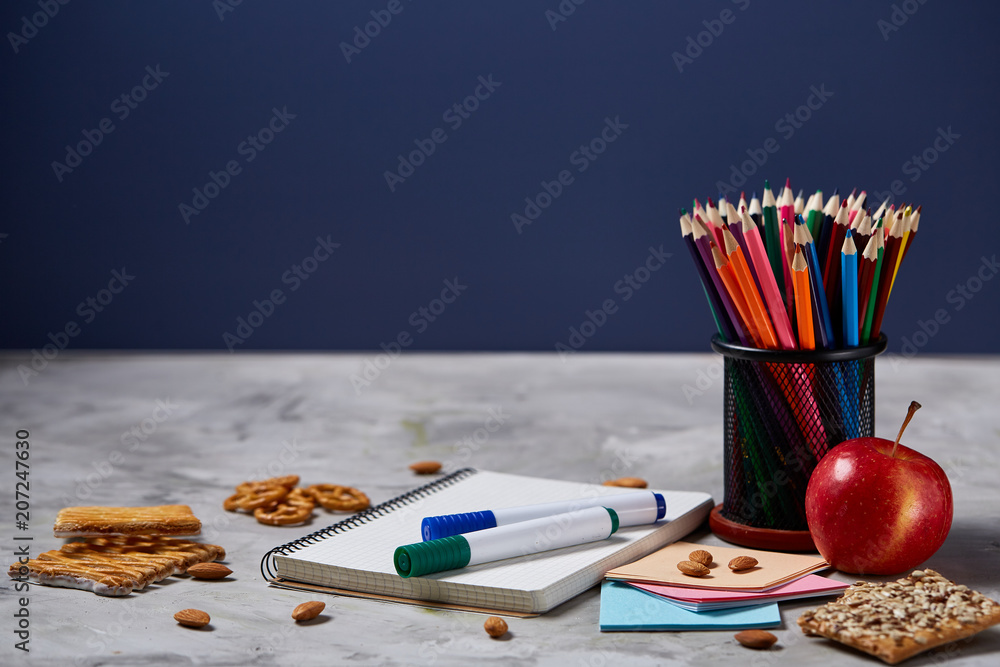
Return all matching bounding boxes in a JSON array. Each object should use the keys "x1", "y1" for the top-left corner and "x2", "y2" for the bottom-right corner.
[
  {"x1": 861, "y1": 231, "x2": 885, "y2": 344},
  {"x1": 723, "y1": 228, "x2": 779, "y2": 349},
  {"x1": 856, "y1": 234, "x2": 879, "y2": 339},
  {"x1": 691, "y1": 215, "x2": 749, "y2": 345},
  {"x1": 713, "y1": 244, "x2": 763, "y2": 347},
  {"x1": 739, "y1": 207, "x2": 797, "y2": 350},
  {"x1": 761, "y1": 182, "x2": 783, "y2": 295},
  {"x1": 841, "y1": 231, "x2": 859, "y2": 347},
  {"x1": 792, "y1": 248, "x2": 814, "y2": 350},
  {"x1": 795, "y1": 221, "x2": 835, "y2": 350},
  {"x1": 870, "y1": 213, "x2": 905, "y2": 339},
  {"x1": 681, "y1": 211, "x2": 737, "y2": 343}
]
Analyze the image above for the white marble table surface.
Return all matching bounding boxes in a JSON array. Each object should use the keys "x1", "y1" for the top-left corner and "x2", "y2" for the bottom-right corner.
[{"x1": 1, "y1": 351, "x2": 998, "y2": 667}]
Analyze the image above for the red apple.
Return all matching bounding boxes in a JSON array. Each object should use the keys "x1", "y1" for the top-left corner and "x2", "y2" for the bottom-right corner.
[{"x1": 805, "y1": 402, "x2": 953, "y2": 575}]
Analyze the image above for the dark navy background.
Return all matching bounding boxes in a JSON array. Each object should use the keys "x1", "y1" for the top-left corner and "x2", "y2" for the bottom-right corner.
[{"x1": 2, "y1": 1, "x2": 998, "y2": 354}]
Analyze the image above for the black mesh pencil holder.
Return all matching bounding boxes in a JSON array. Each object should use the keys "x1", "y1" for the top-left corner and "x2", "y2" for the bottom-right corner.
[{"x1": 708, "y1": 334, "x2": 887, "y2": 551}]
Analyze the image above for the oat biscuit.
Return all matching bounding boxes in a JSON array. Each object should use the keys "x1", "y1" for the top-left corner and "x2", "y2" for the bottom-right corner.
[
  {"x1": 798, "y1": 569, "x2": 1000, "y2": 664},
  {"x1": 8, "y1": 535, "x2": 225, "y2": 597},
  {"x1": 53, "y1": 505, "x2": 201, "y2": 537}
]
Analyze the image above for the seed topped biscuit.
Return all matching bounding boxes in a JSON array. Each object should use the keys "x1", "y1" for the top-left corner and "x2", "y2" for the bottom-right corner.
[{"x1": 798, "y1": 569, "x2": 1000, "y2": 664}]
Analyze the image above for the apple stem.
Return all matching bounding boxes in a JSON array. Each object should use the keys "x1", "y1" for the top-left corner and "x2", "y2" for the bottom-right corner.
[{"x1": 892, "y1": 401, "x2": 922, "y2": 458}]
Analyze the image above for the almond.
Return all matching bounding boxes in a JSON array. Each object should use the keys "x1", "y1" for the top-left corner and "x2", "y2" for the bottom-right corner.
[
  {"x1": 602, "y1": 477, "x2": 647, "y2": 488},
  {"x1": 688, "y1": 549, "x2": 713, "y2": 566},
  {"x1": 728, "y1": 556, "x2": 759, "y2": 571},
  {"x1": 484, "y1": 616, "x2": 508, "y2": 638},
  {"x1": 734, "y1": 630, "x2": 777, "y2": 649},
  {"x1": 292, "y1": 600, "x2": 326, "y2": 621},
  {"x1": 174, "y1": 608, "x2": 210, "y2": 628},
  {"x1": 409, "y1": 461, "x2": 442, "y2": 475},
  {"x1": 186, "y1": 563, "x2": 232, "y2": 580},
  {"x1": 677, "y1": 560, "x2": 710, "y2": 577}
]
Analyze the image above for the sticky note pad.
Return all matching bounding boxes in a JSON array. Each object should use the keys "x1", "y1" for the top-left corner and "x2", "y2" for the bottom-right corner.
[{"x1": 599, "y1": 581, "x2": 781, "y2": 631}]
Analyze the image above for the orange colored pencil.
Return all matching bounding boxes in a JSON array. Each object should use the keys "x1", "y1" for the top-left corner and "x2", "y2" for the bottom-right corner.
[
  {"x1": 723, "y1": 228, "x2": 779, "y2": 349},
  {"x1": 712, "y1": 244, "x2": 763, "y2": 347},
  {"x1": 791, "y1": 247, "x2": 814, "y2": 350}
]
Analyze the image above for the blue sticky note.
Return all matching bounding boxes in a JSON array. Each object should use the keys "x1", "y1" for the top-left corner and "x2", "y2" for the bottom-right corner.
[{"x1": 600, "y1": 581, "x2": 781, "y2": 631}]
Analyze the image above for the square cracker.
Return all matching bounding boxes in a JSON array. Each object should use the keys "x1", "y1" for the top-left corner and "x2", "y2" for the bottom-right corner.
[
  {"x1": 53, "y1": 505, "x2": 201, "y2": 537},
  {"x1": 798, "y1": 569, "x2": 1000, "y2": 664}
]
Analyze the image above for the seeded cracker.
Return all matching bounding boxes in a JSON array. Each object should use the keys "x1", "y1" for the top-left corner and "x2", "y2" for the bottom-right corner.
[{"x1": 798, "y1": 569, "x2": 1000, "y2": 664}]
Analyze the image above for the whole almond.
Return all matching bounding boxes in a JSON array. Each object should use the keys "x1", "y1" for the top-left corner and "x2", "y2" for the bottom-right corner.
[
  {"x1": 174, "y1": 609, "x2": 210, "y2": 628},
  {"x1": 186, "y1": 563, "x2": 232, "y2": 580},
  {"x1": 484, "y1": 616, "x2": 508, "y2": 638},
  {"x1": 688, "y1": 549, "x2": 713, "y2": 566},
  {"x1": 677, "y1": 560, "x2": 710, "y2": 577},
  {"x1": 734, "y1": 630, "x2": 777, "y2": 649},
  {"x1": 409, "y1": 461, "x2": 442, "y2": 474},
  {"x1": 729, "y1": 556, "x2": 759, "y2": 571},
  {"x1": 602, "y1": 477, "x2": 647, "y2": 488},
  {"x1": 292, "y1": 600, "x2": 326, "y2": 621}
]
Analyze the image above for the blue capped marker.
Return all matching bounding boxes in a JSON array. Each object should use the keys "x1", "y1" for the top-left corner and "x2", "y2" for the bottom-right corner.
[
  {"x1": 396, "y1": 506, "x2": 619, "y2": 578},
  {"x1": 421, "y1": 491, "x2": 665, "y2": 541}
]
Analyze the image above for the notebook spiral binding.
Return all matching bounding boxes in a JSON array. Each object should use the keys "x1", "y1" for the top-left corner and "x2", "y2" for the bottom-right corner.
[{"x1": 259, "y1": 467, "x2": 477, "y2": 581}]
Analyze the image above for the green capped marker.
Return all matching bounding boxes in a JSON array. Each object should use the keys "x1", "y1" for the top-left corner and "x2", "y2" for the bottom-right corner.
[{"x1": 394, "y1": 506, "x2": 619, "y2": 578}]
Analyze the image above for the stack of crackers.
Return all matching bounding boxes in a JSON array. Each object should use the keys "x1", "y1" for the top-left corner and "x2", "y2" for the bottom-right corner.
[{"x1": 8, "y1": 505, "x2": 225, "y2": 596}]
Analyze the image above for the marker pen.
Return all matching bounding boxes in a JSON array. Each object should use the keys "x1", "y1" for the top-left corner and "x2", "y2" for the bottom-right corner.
[
  {"x1": 395, "y1": 505, "x2": 619, "y2": 578},
  {"x1": 420, "y1": 491, "x2": 665, "y2": 541}
]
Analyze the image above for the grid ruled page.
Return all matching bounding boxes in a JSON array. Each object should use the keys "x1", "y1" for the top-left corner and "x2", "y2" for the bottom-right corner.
[{"x1": 274, "y1": 471, "x2": 713, "y2": 612}]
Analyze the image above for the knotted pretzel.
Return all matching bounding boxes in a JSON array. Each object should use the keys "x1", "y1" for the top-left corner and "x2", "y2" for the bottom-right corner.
[{"x1": 307, "y1": 484, "x2": 370, "y2": 512}]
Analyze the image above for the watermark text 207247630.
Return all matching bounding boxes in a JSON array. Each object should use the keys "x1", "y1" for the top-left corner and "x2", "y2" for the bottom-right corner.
[
  {"x1": 178, "y1": 106, "x2": 296, "y2": 225},
  {"x1": 12, "y1": 429, "x2": 32, "y2": 652}
]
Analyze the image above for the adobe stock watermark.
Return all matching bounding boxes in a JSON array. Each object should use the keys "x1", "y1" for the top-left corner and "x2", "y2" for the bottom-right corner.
[
  {"x1": 871, "y1": 126, "x2": 959, "y2": 206},
  {"x1": 885, "y1": 254, "x2": 998, "y2": 371},
  {"x1": 213, "y1": 0, "x2": 243, "y2": 22},
  {"x1": 510, "y1": 116, "x2": 628, "y2": 234},
  {"x1": 440, "y1": 407, "x2": 509, "y2": 473},
  {"x1": 545, "y1": 0, "x2": 587, "y2": 31},
  {"x1": 715, "y1": 84, "x2": 834, "y2": 198},
  {"x1": 51, "y1": 65, "x2": 170, "y2": 183},
  {"x1": 58, "y1": 399, "x2": 178, "y2": 506},
  {"x1": 7, "y1": 0, "x2": 70, "y2": 54},
  {"x1": 555, "y1": 245, "x2": 670, "y2": 359},
  {"x1": 178, "y1": 106, "x2": 296, "y2": 224},
  {"x1": 672, "y1": 0, "x2": 751, "y2": 73},
  {"x1": 349, "y1": 277, "x2": 468, "y2": 394},
  {"x1": 877, "y1": 0, "x2": 930, "y2": 41},
  {"x1": 340, "y1": 0, "x2": 413, "y2": 64},
  {"x1": 17, "y1": 267, "x2": 135, "y2": 385},
  {"x1": 222, "y1": 235, "x2": 340, "y2": 351},
  {"x1": 680, "y1": 357, "x2": 725, "y2": 405},
  {"x1": 396, "y1": 406, "x2": 509, "y2": 524},
  {"x1": 384, "y1": 74, "x2": 502, "y2": 192}
]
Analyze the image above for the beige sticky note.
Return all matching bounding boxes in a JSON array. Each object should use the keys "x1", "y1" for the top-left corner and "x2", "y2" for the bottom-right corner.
[{"x1": 604, "y1": 541, "x2": 828, "y2": 591}]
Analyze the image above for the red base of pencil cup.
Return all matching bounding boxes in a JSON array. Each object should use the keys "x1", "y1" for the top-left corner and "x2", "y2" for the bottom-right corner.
[{"x1": 709, "y1": 334, "x2": 887, "y2": 552}]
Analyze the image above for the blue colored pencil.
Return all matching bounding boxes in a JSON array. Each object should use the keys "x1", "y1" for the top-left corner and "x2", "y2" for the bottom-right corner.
[{"x1": 841, "y1": 230, "x2": 859, "y2": 347}]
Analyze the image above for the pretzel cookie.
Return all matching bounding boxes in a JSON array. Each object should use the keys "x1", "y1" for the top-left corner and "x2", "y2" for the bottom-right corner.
[
  {"x1": 254, "y1": 488, "x2": 316, "y2": 526},
  {"x1": 223, "y1": 477, "x2": 293, "y2": 512},
  {"x1": 307, "y1": 484, "x2": 370, "y2": 512}
]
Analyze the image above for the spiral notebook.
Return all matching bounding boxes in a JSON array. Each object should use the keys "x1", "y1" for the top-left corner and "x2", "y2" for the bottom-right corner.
[{"x1": 261, "y1": 469, "x2": 714, "y2": 615}]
